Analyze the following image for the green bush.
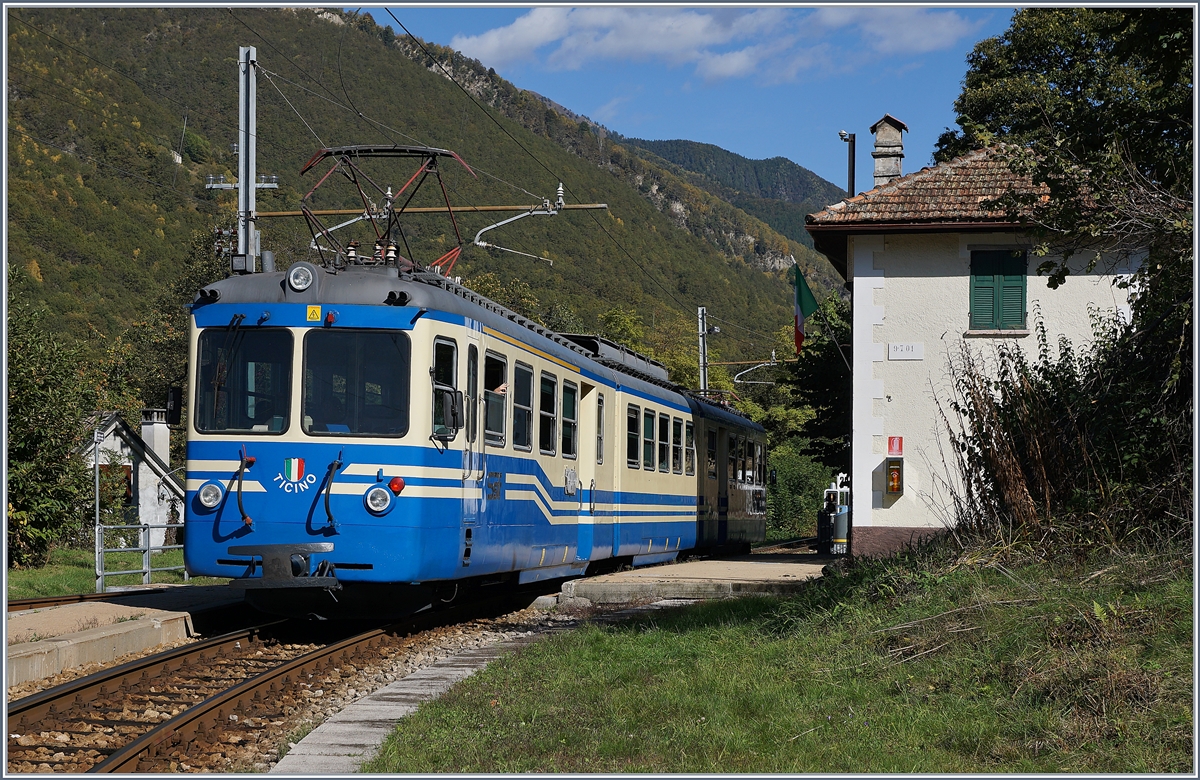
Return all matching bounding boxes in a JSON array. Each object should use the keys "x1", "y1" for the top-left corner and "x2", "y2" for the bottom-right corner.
[{"x1": 766, "y1": 438, "x2": 832, "y2": 540}]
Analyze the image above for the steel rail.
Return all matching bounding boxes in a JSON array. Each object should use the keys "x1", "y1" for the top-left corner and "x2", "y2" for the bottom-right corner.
[
  {"x1": 7, "y1": 623, "x2": 282, "y2": 727},
  {"x1": 91, "y1": 625, "x2": 391, "y2": 772},
  {"x1": 87, "y1": 589, "x2": 544, "y2": 772},
  {"x1": 7, "y1": 590, "x2": 170, "y2": 613}
]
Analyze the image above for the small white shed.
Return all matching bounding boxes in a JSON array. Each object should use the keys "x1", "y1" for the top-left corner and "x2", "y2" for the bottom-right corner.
[{"x1": 80, "y1": 409, "x2": 184, "y2": 549}]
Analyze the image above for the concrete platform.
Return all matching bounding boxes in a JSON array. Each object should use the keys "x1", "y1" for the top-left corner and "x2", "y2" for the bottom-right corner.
[
  {"x1": 6, "y1": 585, "x2": 245, "y2": 687},
  {"x1": 560, "y1": 551, "x2": 830, "y2": 605}
]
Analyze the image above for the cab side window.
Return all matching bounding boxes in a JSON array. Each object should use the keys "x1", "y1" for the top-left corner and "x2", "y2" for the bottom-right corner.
[{"x1": 432, "y1": 338, "x2": 458, "y2": 439}]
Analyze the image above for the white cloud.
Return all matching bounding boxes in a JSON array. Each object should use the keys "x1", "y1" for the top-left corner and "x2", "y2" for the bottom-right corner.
[
  {"x1": 453, "y1": 7, "x2": 792, "y2": 76},
  {"x1": 592, "y1": 95, "x2": 630, "y2": 124},
  {"x1": 810, "y1": 8, "x2": 986, "y2": 55},
  {"x1": 450, "y1": 7, "x2": 572, "y2": 70},
  {"x1": 450, "y1": 7, "x2": 987, "y2": 83},
  {"x1": 696, "y1": 47, "x2": 764, "y2": 81}
]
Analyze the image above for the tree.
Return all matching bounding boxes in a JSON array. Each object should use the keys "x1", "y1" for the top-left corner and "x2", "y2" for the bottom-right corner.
[
  {"x1": 934, "y1": 8, "x2": 1192, "y2": 290},
  {"x1": 7, "y1": 266, "x2": 140, "y2": 566},
  {"x1": 778, "y1": 294, "x2": 852, "y2": 474},
  {"x1": 933, "y1": 8, "x2": 1192, "y2": 548}
]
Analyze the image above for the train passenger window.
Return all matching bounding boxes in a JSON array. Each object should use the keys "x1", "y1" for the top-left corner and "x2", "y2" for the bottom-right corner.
[
  {"x1": 539, "y1": 373, "x2": 557, "y2": 455},
  {"x1": 755, "y1": 442, "x2": 765, "y2": 485},
  {"x1": 727, "y1": 434, "x2": 737, "y2": 484},
  {"x1": 739, "y1": 436, "x2": 748, "y2": 483},
  {"x1": 483, "y1": 352, "x2": 507, "y2": 446},
  {"x1": 561, "y1": 381, "x2": 578, "y2": 459},
  {"x1": 196, "y1": 329, "x2": 293, "y2": 434},
  {"x1": 685, "y1": 421, "x2": 696, "y2": 476},
  {"x1": 643, "y1": 410, "x2": 655, "y2": 470},
  {"x1": 513, "y1": 363, "x2": 533, "y2": 451},
  {"x1": 301, "y1": 330, "x2": 410, "y2": 437},
  {"x1": 626, "y1": 405, "x2": 640, "y2": 467},
  {"x1": 432, "y1": 339, "x2": 458, "y2": 439},
  {"x1": 658, "y1": 414, "x2": 670, "y2": 472},
  {"x1": 707, "y1": 430, "x2": 717, "y2": 479},
  {"x1": 596, "y1": 394, "x2": 605, "y2": 465},
  {"x1": 466, "y1": 346, "x2": 478, "y2": 443},
  {"x1": 671, "y1": 418, "x2": 683, "y2": 474}
]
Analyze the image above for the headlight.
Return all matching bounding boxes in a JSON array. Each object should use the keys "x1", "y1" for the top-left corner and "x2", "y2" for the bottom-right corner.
[
  {"x1": 364, "y1": 485, "x2": 392, "y2": 515},
  {"x1": 288, "y1": 263, "x2": 315, "y2": 292},
  {"x1": 198, "y1": 482, "x2": 223, "y2": 509}
]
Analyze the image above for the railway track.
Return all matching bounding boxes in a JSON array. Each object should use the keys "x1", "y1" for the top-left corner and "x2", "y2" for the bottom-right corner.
[
  {"x1": 7, "y1": 591, "x2": 548, "y2": 773},
  {"x1": 8, "y1": 591, "x2": 170, "y2": 613}
]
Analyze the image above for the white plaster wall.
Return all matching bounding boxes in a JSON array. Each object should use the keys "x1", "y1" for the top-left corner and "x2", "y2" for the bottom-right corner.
[{"x1": 852, "y1": 231, "x2": 1132, "y2": 529}]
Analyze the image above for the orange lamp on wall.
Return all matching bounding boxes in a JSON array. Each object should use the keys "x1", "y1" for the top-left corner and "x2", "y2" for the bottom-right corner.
[{"x1": 885, "y1": 457, "x2": 904, "y2": 495}]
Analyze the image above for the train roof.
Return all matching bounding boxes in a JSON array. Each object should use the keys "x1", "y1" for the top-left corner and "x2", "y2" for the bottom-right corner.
[{"x1": 195, "y1": 265, "x2": 762, "y2": 432}]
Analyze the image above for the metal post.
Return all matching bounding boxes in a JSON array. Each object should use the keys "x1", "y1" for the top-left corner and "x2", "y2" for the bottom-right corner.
[
  {"x1": 94, "y1": 425, "x2": 102, "y2": 593},
  {"x1": 847, "y1": 133, "x2": 855, "y2": 197},
  {"x1": 698, "y1": 307, "x2": 709, "y2": 393},
  {"x1": 142, "y1": 524, "x2": 151, "y2": 585},
  {"x1": 238, "y1": 46, "x2": 257, "y2": 270}
]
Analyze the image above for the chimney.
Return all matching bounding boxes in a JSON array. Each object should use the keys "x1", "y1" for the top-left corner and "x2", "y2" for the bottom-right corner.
[
  {"x1": 870, "y1": 114, "x2": 908, "y2": 187},
  {"x1": 141, "y1": 408, "x2": 170, "y2": 467}
]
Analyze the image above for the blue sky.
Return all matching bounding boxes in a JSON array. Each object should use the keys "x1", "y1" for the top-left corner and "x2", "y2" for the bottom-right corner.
[{"x1": 364, "y1": 5, "x2": 1017, "y2": 191}]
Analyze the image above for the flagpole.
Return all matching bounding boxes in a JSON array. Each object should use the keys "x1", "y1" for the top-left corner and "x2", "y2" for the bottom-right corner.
[{"x1": 816, "y1": 305, "x2": 852, "y2": 374}]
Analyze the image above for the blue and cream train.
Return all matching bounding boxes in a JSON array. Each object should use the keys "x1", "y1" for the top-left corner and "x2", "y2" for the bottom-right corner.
[{"x1": 183, "y1": 263, "x2": 766, "y2": 618}]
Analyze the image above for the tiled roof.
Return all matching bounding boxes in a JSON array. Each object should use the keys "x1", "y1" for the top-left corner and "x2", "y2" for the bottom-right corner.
[{"x1": 806, "y1": 146, "x2": 1041, "y2": 227}]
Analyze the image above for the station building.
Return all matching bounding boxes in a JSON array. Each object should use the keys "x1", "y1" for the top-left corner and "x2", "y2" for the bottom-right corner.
[{"x1": 805, "y1": 115, "x2": 1135, "y2": 550}]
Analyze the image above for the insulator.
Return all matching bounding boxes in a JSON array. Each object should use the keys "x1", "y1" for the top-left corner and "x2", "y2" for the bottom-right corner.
[{"x1": 385, "y1": 242, "x2": 398, "y2": 264}]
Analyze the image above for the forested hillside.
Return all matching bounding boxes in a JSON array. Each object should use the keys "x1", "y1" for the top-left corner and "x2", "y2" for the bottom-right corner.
[
  {"x1": 384, "y1": 20, "x2": 840, "y2": 291},
  {"x1": 7, "y1": 7, "x2": 841, "y2": 366},
  {"x1": 619, "y1": 139, "x2": 844, "y2": 239}
]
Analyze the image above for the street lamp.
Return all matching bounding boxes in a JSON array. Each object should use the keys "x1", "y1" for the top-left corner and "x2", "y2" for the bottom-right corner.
[{"x1": 838, "y1": 130, "x2": 855, "y2": 197}]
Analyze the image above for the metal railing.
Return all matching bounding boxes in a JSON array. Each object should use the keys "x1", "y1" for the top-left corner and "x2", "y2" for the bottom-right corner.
[{"x1": 95, "y1": 517, "x2": 188, "y2": 593}]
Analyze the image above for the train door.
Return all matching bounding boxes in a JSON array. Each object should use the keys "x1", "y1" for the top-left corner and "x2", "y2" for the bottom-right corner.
[
  {"x1": 574, "y1": 384, "x2": 612, "y2": 565},
  {"x1": 717, "y1": 426, "x2": 730, "y2": 544},
  {"x1": 570, "y1": 382, "x2": 593, "y2": 563},
  {"x1": 461, "y1": 335, "x2": 484, "y2": 506}
]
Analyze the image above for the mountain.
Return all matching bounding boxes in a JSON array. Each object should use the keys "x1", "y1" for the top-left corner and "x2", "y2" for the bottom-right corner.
[
  {"x1": 618, "y1": 138, "x2": 846, "y2": 243},
  {"x1": 385, "y1": 25, "x2": 842, "y2": 289},
  {"x1": 6, "y1": 7, "x2": 833, "y2": 370}
]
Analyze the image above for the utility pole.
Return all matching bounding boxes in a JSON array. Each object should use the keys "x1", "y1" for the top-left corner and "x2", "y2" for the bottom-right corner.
[
  {"x1": 237, "y1": 45, "x2": 256, "y2": 271},
  {"x1": 207, "y1": 46, "x2": 276, "y2": 273},
  {"x1": 698, "y1": 307, "x2": 720, "y2": 393}
]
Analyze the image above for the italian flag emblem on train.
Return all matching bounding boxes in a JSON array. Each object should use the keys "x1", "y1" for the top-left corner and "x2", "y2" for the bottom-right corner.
[
  {"x1": 283, "y1": 458, "x2": 305, "y2": 482},
  {"x1": 793, "y1": 261, "x2": 819, "y2": 354}
]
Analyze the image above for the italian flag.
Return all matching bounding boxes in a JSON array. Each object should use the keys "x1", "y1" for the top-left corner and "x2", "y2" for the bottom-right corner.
[
  {"x1": 283, "y1": 458, "x2": 305, "y2": 481},
  {"x1": 794, "y1": 261, "x2": 819, "y2": 354}
]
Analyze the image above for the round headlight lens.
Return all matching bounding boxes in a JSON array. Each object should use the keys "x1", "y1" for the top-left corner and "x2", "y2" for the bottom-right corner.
[
  {"x1": 365, "y1": 486, "x2": 392, "y2": 514},
  {"x1": 198, "y1": 482, "x2": 223, "y2": 509},
  {"x1": 288, "y1": 264, "x2": 314, "y2": 292}
]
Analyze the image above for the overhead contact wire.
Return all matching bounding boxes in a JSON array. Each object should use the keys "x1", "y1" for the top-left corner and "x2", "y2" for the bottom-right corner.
[{"x1": 388, "y1": 9, "x2": 778, "y2": 343}]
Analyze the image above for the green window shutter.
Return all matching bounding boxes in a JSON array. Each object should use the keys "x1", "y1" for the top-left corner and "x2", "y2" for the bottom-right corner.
[
  {"x1": 970, "y1": 272, "x2": 997, "y2": 329},
  {"x1": 970, "y1": 250, "x2": 1026, "y2": 330},
  {"x1": 998, "y1": 255, "x2": 1027, "y2": 329}
]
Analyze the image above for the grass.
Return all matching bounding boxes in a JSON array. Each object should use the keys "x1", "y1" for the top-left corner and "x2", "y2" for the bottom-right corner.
[
  {"x1": 364, "y1": 537, "x2": 1193, "y2": 773},
  {"x1": 6, "y1": 547, "x2": 228, "y2": 600}
]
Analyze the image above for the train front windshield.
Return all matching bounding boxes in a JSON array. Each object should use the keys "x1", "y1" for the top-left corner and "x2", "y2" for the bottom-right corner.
[
  {"x1": 194, "y1": 328, "x2": 411, "y2": 437},
  {"x1": 302, "y1": 330, "x2": 410, "y2": 436},
  {"x1": 196, "y1": 329, "x2": 292, "y2": 433}
]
